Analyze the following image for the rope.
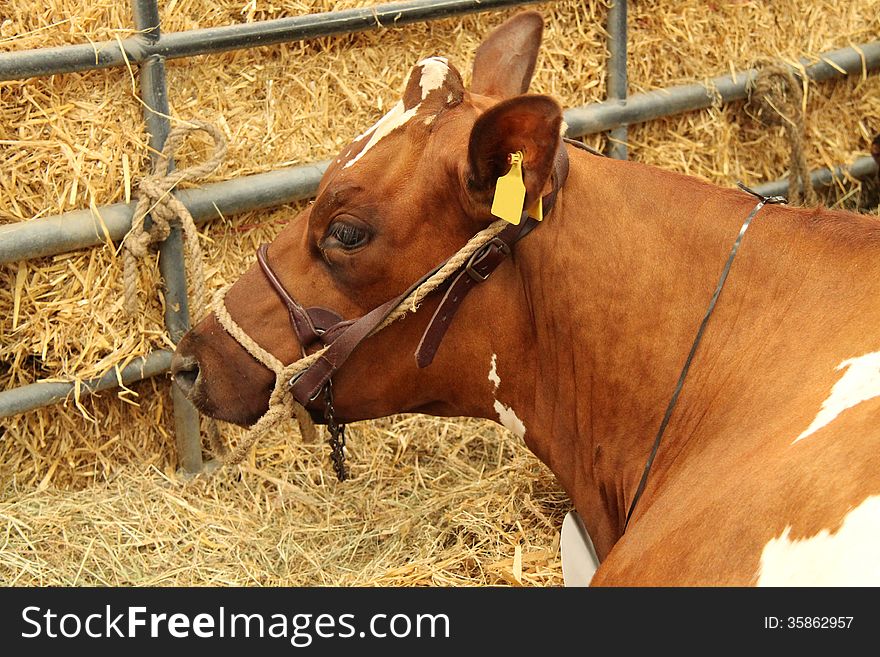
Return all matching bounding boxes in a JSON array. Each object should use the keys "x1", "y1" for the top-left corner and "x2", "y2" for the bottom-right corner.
[
  {"x1": 121, "y1": 119, "x2": 325, "y2": 465},
  {"x1": 207, "y1": 217, "x2": 511, "y2": 466},
  {"x1": 122, "y1": 120, "x2": 227, "y2": 319},
  {"x1": 746, "y1": 63, "x2": 816, "y2": 206}
]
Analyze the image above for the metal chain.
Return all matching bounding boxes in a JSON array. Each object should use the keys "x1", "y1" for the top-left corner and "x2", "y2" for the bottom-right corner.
[{"x1": 322, "y1": 381, "x2": 348, "y2": 481}]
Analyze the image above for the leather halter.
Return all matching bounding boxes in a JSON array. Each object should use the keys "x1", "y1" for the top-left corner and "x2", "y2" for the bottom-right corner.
[
  {"x1": 255, "y1": 141, "x2": 572, "y2": 416},
  {"x1": 256, "y1": 249, "x2": 350, "y2": 354}
]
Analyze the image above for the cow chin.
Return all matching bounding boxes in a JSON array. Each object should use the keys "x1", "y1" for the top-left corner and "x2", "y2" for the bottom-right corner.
[{"x1": 172, "y1": 317, "x2": 275, "y2": 428}]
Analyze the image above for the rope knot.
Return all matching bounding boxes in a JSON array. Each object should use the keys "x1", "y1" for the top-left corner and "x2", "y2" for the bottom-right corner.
[
  {"x1": 122, "y1": 120, "x2": 228, "y2": 318},
  {"x1": 745, "y1": 63, "x2": 816, "y2": 206}
]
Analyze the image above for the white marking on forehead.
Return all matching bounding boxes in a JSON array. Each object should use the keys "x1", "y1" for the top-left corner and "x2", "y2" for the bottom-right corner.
[
  {"x1": 417, "y1": 56, "x2": 449, "y2": 99},
  {"x1": 756, "y1": 495, "x2": 880, "y2": 585},
  {"x1": 343, "y1": 56, "x2": 448, "y2": 170},
  {"x1": 488, "y1": 354, "x2": 501, "y2": 391},
  {"x1": 494, "y1": 400, "x2": 526, "y2": 439},
  {"x1": 343, "y1": 101, "x2": 417, "y2": 169},
  {"x1": 795, "y1": 351, "x2": 880, "y2": 443}
]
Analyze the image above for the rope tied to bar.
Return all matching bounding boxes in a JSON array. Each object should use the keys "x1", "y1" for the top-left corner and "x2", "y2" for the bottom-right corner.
[
  {"x1": 746, "y1": 63, "x2": 816, "y2": 206},
  {"x1": 207, "y1": 218, "x2": 510, "y2": 467},
  {"x1": 122, "y1": 119, "x2": 322, "y2": 464},
  {"x1": 122, "y1": 120, "x2": 228, "y2": 319}
]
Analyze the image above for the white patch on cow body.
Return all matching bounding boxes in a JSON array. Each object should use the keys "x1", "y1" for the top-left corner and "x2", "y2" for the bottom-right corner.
[
  {"x1": 494, "y1": 400, "x2": 526, "y2": 439},
  {"x1": 488, "y1": 353, "x2": 501, "y2": 391},
  {"x1": 757, "y1": 495, "x2": 880, "y2": 586},
  {"x1": 343, "y1": 57, "x2": 448, "y2": 170},
  {"x1": 795, "y1": 351, "x2": 880, "y2": 443},
  {"x1": 488, "y1": 354, "x2": 526, "y2": 438}
]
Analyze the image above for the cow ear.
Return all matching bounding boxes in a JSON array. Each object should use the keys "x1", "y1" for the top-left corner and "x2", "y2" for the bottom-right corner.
[
  {"x1": 471, "y1": 11, "x2": 543, "y2": 99},
  {"x1": 466, "y1": 94, "x2": 562, "y2": 213}
]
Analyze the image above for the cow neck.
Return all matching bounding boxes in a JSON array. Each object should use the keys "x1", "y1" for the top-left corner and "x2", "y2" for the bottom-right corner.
[
  {"x1": 501, "y1": 154, "x2": 796, "y2": 555},
  {"x1": 623, "y1": 183, "x2": 787, "y2": 532}
]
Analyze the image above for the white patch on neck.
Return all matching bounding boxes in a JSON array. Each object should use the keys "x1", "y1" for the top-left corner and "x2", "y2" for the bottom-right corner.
[
  {"x1": 488, "y1": 353, "x2": 525, "y2": 437},
  {"x1": 494, "y1": 400, "x2": 526, "y2": 439},
  {"x1": 488, "y1": 353, "x2": 501, "y2": 391},
  {"x1": 795, "y1": 351, "x2": 880, "y2": 443},
  {"x1": 757, "y1": 495, "x2": 880, "y2": 586},
  {"x1": 343, "y1": 56, "x2": 448, "y2": 170}
]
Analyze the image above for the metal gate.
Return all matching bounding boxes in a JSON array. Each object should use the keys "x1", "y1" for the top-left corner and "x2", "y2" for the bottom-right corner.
[{"x1": 1, "y1": 0, "x2": 878, "y2": 472}]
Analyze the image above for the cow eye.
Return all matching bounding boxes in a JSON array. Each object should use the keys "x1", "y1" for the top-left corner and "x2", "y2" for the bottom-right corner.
[{"x1": 326, "y1": 221, "x2": 369, "y2": 250}]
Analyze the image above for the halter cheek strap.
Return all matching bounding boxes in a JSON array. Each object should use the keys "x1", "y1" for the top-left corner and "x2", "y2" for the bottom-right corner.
[
  {"x1": 256, "y1": 246, "x2": 347, "y2": 351},
  {"x1": 415, "y1": 143, "x2": 571, "y2": 367}
]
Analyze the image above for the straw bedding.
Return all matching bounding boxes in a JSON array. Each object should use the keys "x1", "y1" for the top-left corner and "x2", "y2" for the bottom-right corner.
[{"x1": 1, "y1": 0, "x2": 879, "y2": 586}]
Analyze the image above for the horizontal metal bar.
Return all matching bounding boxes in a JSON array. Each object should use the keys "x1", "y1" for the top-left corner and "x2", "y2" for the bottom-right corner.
[
  {"x1": 0, "y1": 161, "x2": 330, "y2": 264},
  {"x1": 565, "y1": 41, "x2": 880, "y2": 136},
  {"x1": 1, "y1": 157, "x2": 876, "y2": 418},
  {"x1": 1, "y1": 40, "x2": 877, "y2": 265},
  {"x1": 0, "y1": 0, "x2": 538, "y2": 81},
  {"x1": 4, "y1": 139, "x2": 878, "y2": 269},
  {"x1": 752, "y1": 155, "x2": 878, "y2": 198},
  {"x1": 0, "y1": 350, "x2": 172, "y2": 418}
]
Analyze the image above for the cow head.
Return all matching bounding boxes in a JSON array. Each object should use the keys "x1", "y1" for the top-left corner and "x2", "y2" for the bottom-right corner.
[{"x1": 171, "y1": 11, "x2": 563, "y2": 427}]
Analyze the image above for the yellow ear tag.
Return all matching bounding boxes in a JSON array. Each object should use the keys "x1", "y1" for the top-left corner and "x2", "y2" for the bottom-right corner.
[
  {"x1": 527, "y1": 197, "x2": 543, "y2": 221},
  {"x1": 491, "y1": 151, "x2": 526, "y2": 225}
]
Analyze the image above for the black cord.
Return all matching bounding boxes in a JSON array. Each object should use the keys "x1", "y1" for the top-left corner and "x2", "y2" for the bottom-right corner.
[{"x1": 623, "y1": 183, "x2": 787, "y2": 532}]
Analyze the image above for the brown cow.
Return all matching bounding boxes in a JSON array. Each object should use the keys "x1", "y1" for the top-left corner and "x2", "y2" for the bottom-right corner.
[{"x1": 172, "y1": 11, "x2": 880, "y2": 585}]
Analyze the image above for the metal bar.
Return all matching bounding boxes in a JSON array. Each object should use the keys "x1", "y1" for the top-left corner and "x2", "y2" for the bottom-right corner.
[
  {"x1": 0, "y1": 0, "x2": 539, "y2": 81},
  {"x1": 605, "y1": 0, "x2": 628, "y2": 160},
  {"x1": 4, "y1": 38, "x2": 878, "y2": 265},
  {"x1": 565, "y1": 41, "x2": 880, "y2": 137},
  {"x1": 0, "y1": 162, "x2": 330, "y2": 264},
  {"x1": 2, "y1": 151, "x2": 871, "y2": 268},
  {"x1": 133, "y1": 0, "x2": 203, "y2": 473},
  {"x1": 0, "y1": 351, "x2": 172, "y2": 418},
  {"x1": 2, "y1": 155, "x2": 875, "y2": 420},
  {"x1": 753, "y1": 155, "x2": 878, "y2": 199}
]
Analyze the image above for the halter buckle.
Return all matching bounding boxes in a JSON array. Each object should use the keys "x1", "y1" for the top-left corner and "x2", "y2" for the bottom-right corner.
[
  {"x1": 465, "y1": 237, "x2": 511, "y2": 282},
  {"x1": 288, "y1": 370, "x2": 325, "y2": 402}
]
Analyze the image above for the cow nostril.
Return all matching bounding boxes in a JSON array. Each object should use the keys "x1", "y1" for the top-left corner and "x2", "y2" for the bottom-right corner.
[{"x1": 171, "y1": 353, "x2": 200, "y2": 395}]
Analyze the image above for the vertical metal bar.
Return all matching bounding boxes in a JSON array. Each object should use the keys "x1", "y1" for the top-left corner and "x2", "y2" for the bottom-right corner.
[
  {"x1": 606, "y1": 0, "x2": 628, "y2": 160},
  {"x1": 133, "y1": 0, "x2": 203, "y2": 473}
]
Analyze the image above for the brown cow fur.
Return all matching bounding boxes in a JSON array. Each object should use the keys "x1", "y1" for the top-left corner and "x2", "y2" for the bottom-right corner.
[{"x1": 173, "y1": 11, "x2": 880, "y2": 585}]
